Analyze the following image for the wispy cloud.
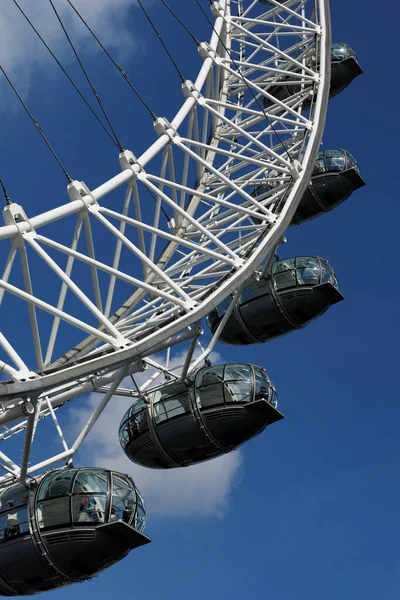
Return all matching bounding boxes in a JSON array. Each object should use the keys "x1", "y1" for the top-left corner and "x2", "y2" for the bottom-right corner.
[
  {"x1": 68, "y1": 350, "x2": 243, "y2": 519},
  {"x1": 0, "y1": 1, "x2": 142, "y2": 85}
]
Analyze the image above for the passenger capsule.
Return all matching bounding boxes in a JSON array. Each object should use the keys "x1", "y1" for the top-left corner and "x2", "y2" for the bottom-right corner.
[
  {"x1": 252, "y1": 149, "x2": 365, "y2": 225},
  {"x1": 292, "y1": 149, "x2": 366, "y2": 224},
  {"x1": 263, "y1": 42, "x2": 363, "y2": 107},
  {"x1": 208, "y1": 256, "x2": 343, "y2": 345},
  {"x1": 119, "y1": 364, "x2": 283, "y2": 469},
  {"x1": 330, "y1": 43, "x2": 363, "y2": 97},
  {"x1": 0, "y1": 468, "x2": 149, "y2": 596}
]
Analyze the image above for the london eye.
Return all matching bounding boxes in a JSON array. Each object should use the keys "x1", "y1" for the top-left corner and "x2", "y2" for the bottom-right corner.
[{"x1": 0, "y1": 0, "x2": 366, "y2": 594}]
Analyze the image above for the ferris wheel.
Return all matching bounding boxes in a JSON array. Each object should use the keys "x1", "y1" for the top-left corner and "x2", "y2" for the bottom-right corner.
[{"x1": 0, "y1": 0, "x2": 364, "y2": 594}]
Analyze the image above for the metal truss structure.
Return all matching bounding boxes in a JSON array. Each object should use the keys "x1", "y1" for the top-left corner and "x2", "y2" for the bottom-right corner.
[{"x1": 0, "y1": 0, "x2": 331, "y2": 485}]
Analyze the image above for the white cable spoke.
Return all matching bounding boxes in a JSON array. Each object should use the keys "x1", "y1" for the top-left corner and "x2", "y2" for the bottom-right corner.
[
  {"x1": 98, "y1": 205, "x2": 239, "y2": 265},
  {"x1": 35, "y1": 233, "x2": 190, "y2": 309},
  {"x1": 91, "y1": 207, "x2": 196, "y2": 308},
  {"x1": 83, "y1": 213, "x2": 103, "y2": 315},
  {"x1": 18, "y1": 242, "x2": 44, "y2": 370},
  {"x1": 104, "y1": 184, "x2": 133, "y2": 318},
  {"x1": 0, "y1": 242, "x2": 17, "y2": 306},
  {"x1": 45, "y1": 215, "x2": 84, "y2": 366},
  {"x1": 24, "y1": 233, "x2": 126, "y2": 343},
  {"x1": 0, "y1": 277, "x2": 122, "y2": 346}
]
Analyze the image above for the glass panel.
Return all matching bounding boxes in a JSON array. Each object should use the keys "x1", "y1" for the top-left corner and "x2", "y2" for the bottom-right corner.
[
  {"x1": 344, "y1": 150, "x2": 361, "y2": 175},
  {"x1": 128, "y1": 398, "x2": 147, "y2": 418},
  {"x1": 153, "y1": 384, "x2": 190, "y2": 424},
  {"x1": 111, "y1": 474, "x2": 136, "y2": 524},
  {"x1": 37, "y1": 497, "x2": 70, "y2": 529},
  {"x1": 270, "y1": 389, "x2": 279, "y2": 409},
  {"x1": 295, "y1": 256, "x2": 318, "y2": 269},
  {"x1": 223, "y1": 364, "x2": 253, "y2": 403},
  {"x1": 0, "y1": 506, "x2": 29, "y2": 540},
  {"x1": 73, "y1": 470, "x2": 108, "y2": 495},
  {"x1": 131, "y1": 409, "x2": 148, "y2": 437},
  {"x1": 254, "y1": 367, "x2": 271, "y2": 402},
  {"x1": 196, "y1": 365, "x2": 225, "y2": 408},
  {"x1": 38, "y1": 469, "x2": 76, "y2": 501},
  {"x1": 324, "y1": 150, "x2": 346, "y2": 172},
  {"x1": 0, "y1": 484, "x2": 30, "y2": 541},
  {"x1": 321, "y1": 262, "x2": 333, "y2": 284},
  {"x1": 314, "y1": 149, "x2": 346, "y2": 174},
  {"x1": 0, "y1": 483, "x2": 28, "y2": 510},
  {"x1": 272, "y1": 258, "x2": 296, "y2": 274},
  {"x1": 119, "y1": 405, "x2": 149, "y2": 449},
  {"x1": 331, "y1": 43, "x2": 347, "y2": 61},
  {"x1": 331, "y1": 42, "x2": 357, "y2": 62},
  {"x1": 313, "y1": 156, "x2": 327, "y2": 175},
  {"x1": 320, "y1": 259, "x2": 339, "y2": 288},
  {"x1": 133, "y1": 489, "x2": 146, "y2": 532},
  {"x1": 71, "y1": 494, "x2": 107, "y2": 524},
  {"x1": 296, "y1": 266, "x2": 320, "y2": 286}
]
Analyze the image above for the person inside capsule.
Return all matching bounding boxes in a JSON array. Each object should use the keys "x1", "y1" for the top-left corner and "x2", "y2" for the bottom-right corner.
[{"x1": 0, "y1": 485, "x2": 29, "y2": 540}]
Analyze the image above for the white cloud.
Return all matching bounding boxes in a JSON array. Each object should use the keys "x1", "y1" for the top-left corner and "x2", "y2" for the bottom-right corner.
[
  {"x1": 68, "y1": 350, "x2": 243, "y2": 520},
  {"x1": 0, "y1": 0, "x2": 144, "y2": 88}
]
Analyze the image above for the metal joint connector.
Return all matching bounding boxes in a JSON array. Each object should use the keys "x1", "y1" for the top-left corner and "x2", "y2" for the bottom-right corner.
[
  {"x1": 198, "y1": 42, "x2": 216, "y2": 61},
  {"x1": 119, "y1": 150, "x2": 143, "y2": 177},
  {"x1": 3, "y1": 203, "x2": 34, "y2": 234},
  {"x1": 211, "y1": 2, "x2": 224, "y2": 18},
  {"x1": 182, "y1": 80, "x2": 200, "y2": 101},
  {"x1": 153, "y1": 117, "x2": 176, "y2": 141},
  {"x1": 67, "y1": 180, "x2": 94, "y2": 208}
]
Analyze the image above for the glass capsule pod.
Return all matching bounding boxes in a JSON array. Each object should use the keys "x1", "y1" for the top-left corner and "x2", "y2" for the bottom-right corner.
[
  {"x1": 330, "y1": 43, "x2": 364, "y2": 97},
  {"x1": 207, "y1": 256, "x2": 343, "y2": 345},
  {"x1": 292, "y1": 149, "x2": 366, "y2": 224},
  {"x1": 262, "y1": 42, "x2": 363, "y2": 108},
  {"x1": 0, "y1": 468, "x2": 149, "y2": 596},
  {"x1": 252, "y1": 149, "x2": 365, "y2": 225},
  {"x1": 119, "y1": 364, "x2": 283, "y2": 469}
]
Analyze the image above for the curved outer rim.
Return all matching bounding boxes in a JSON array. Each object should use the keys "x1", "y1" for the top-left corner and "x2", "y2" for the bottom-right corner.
[{"x1": 0, "y1": 0, "x2": 331, "y2": 401}]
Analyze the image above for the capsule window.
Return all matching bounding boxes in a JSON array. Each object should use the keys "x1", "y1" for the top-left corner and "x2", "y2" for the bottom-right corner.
[
  {"x1": 223, "y1": 365, "x2": 253, "y2": 403},
  {"x1": 111, "y1": 474, "x2": 136, "y2": 525},
  {"x1": 71, "y1": 471, "x2": 108, "y2": 525},
  {"x1": 119, "y1": 403, "x2": 149, "y2": 449},
  {"x1": 273, "y1": 257, "x2": 296, "y2": 273},
  {"x1": 153, "y1": 384, "x2": 190, "y2": 424},
  {"x1": 71, "y1": 495, "x2": 107, "y2": 524},
  {"x1": 0, "y1": 485, "x2": 29, "y2": 541},
  {"x1": 331, "y1": 43, "x2": 357, "y2": 62},
  {"x1": 344, "y1": 151, "x2": 361, "y2": 175},
  {"x1": 196, "y1": 365, "x2": 225, "y2": 408},
  {"x1": 254, "y1": 368, "x2": 271, "y2": 402},
  {"x1": 133, "y1": 489, "x2": 146, "y2": 532},
  {"x1": 38, "y1": 470, "x2": 75, "y2": 500},
  {"x1": 296, "y1": 266, "x2": 320, "y2": 286}
]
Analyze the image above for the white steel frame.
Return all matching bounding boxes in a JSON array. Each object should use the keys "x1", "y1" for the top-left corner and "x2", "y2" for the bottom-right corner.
[{"x1": 0, "y1": 0, "x2": 331, "y2": 485}]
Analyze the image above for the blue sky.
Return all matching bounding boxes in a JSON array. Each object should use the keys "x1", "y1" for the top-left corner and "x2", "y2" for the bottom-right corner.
[{"x1": 0, "y1": 0, "x2": 399, "y2": 598}]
